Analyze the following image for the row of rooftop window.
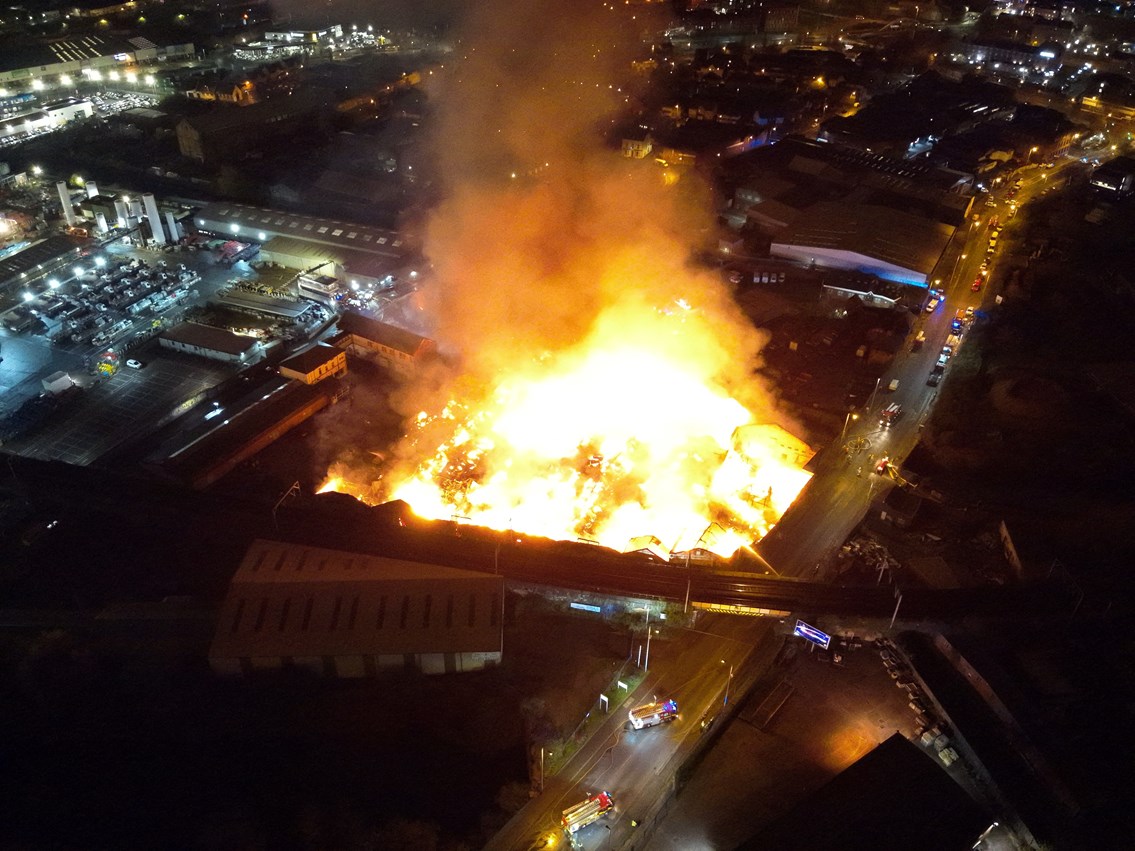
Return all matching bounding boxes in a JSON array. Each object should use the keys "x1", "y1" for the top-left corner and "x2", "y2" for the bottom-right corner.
[
  {"x1": 229, "y1": 592, "x2": 500, "y2": 634},
  {"x1": 213, "y1": 207, "x2": 401, "y2": 246}
]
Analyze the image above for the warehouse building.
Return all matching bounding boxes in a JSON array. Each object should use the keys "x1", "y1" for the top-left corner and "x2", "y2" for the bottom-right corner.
[
  {"x1": 159, "y1": 322, "x2": 262, "y2": 363},
  {"x1": 209, "y1": 539, "x2": 504, "y2": 677},
  {"x1": 770, "y1": 203, "x2": 955, "y2": 288},
  {"x1": 0, "y1": 235, "x2": 83, "y2": 296},
  {"x1": 278, "y1": 343, "x2": 347, "y2": 385},
  {"x1": 0, "y1": 34, "x2": 194, "y2": 89},
  {"x1": 332, "y1": 313, "x2": 435, "y2": 377},
  {"x1": 175, "y1": 89, "x2": 329, "y2": 163},
  {"x1": 192, "y1": 201, "x2": 411, "y2": 289}
]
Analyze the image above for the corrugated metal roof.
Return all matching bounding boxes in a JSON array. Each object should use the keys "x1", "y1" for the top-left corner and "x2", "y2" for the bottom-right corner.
[
  {"x1": 195, "y1": 200, "x2": 405, "y2": 260},
  {"x1": 772, "y1": 202, "x2": 954, "y2": 277},
  {"x1": 209, "y1": 540, "x2": 503, "y2": 658},
  {"x1": 160, "y1": 322, "x2": 260, "y2": 356},
  {"x1": 337, "y1": 312, "x2": 432, "y2": 357}
]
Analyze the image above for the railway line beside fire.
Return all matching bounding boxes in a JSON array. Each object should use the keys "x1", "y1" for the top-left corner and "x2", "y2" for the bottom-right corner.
[{"x1": 341, "y1": 516, "x2": 1075, "y2": 622}]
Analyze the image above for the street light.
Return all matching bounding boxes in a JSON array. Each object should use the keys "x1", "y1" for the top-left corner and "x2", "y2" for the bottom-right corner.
[
  {"x1": 1026, "y1": 145, "x2": 1038, "y2": 164},
  {"x1": 951, "y1": 251, "x2": 967, "y2": 283},
  {"x1": 866, "y1": 376, "x2": 881, "y2": 411},
  {"x1": 722, "y1": 659, "x2": 734, "y2": 706},
  {"x1": 635, "y1": 605, "x2": 653, "y2": 671},
  {"x1": 841, "y1": 411, "x2": 858, "y2": 439}
]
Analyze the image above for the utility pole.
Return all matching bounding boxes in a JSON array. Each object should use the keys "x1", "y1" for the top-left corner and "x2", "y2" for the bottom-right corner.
[
  {"x1": 723, "y1": 662, "x2": 734, "y2": 706},
  {"x1": 644, "y1": 606, "x2": 652, "y2": 672},
  {"x1": 867, "y1": 377, "x2": 881, "y2": 411},
  {"x1": 272, "y1": 481, "x2": 300, "y2": 532}
]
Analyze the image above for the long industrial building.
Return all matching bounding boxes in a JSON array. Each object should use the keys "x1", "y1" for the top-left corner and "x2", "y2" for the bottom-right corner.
[
  {"x1": 0, "y1": 34, "x2": 193, "y2": 89},
  {"x1": 724, "y1": 137, "x2": 970, "y2": 288},
  {"x1": 770, "y1": 202, "x2": 955, "y2": 287},
  {"x1": 209, "y1": 539, "x2": 505, "y2": 677},
  {"x1": 192, "y1": 202, "x2": 413, "y2": 289}
]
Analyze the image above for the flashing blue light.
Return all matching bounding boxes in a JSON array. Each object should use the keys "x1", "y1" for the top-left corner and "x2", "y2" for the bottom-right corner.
[{"x1": 794, "y1": 619, "x2": 832, "y2": 649}]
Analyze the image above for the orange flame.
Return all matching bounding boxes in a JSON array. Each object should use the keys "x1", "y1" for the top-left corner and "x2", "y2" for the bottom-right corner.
[{"x1": 320, "y1": 298, "x2": 811, "y2": 558}]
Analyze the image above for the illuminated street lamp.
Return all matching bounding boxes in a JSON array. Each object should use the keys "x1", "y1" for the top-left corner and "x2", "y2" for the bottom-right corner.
[
  {"x1": 842, "y1": 411, "x2": 858, "y2": 440},
  {"x1": 1026, "y1": 145, "x2": 1038, "y2": 164},
  {"x1": 635, "y1": 605, "x2": 653, "y2": 672},
  {"x1": 951, "y1": 252, "x2": 967, "y2": 282},
  {"x1": 722, "y1": 659, "x2": 734, "y2": 706}
]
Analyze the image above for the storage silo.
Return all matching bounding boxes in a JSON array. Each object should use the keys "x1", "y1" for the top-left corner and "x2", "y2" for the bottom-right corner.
[
  {"x1": 56, "y1": 181, "x2": 77, "y2": 226},
  {"x1": 143, "y1": 193, "x2": 166, "y2": 244}
]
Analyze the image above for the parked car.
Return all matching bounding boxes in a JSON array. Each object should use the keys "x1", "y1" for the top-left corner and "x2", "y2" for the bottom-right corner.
[
  {"x1": 925, "y1": 296, "x2": 940, "y2": 313},
  {"x1": 125, "y1": 359, "x2": 144, "y2": 369}
]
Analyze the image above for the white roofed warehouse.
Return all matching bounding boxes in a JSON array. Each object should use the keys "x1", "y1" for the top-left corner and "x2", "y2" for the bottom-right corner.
[
  {"x1": 209, "y1": 540, "x2": 504, "y2": 677},
  {"x1": 770, "y1": 203, "x2": 955, "y2": 288}
]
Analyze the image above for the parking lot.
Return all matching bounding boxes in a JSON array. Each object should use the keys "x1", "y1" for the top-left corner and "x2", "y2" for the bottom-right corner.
[
  {"x1": 3, "y1": 352, "x2": 232, "y2": 466},
  {"x1": 0, "y1": 231, "x2": 342, "y2": 465}
]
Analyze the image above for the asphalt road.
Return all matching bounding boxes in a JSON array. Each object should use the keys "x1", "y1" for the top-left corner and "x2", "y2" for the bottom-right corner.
[
  {"x1": 753, "y1": 169, "x2": 1054, "y2": 580},
  {"x1": 484, "y1": 615, "x2": 766, "y2": 851}
]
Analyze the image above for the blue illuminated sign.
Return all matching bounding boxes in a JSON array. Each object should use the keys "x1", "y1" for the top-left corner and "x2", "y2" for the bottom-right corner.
[
  {"x1": 794, "y1": 620, "x2": 831, "y2": 649},
  {"x1": 570, "y1": 602, "x2": 602, "y2": 614}
]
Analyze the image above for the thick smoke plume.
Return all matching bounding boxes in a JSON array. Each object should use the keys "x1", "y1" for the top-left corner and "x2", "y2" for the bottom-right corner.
[
  {"x1": 413, "y1": 0, "x2": 768, "y2": 402},
  {"x1": 320, "y1": 0, "x2": 808, "y2": 551}
]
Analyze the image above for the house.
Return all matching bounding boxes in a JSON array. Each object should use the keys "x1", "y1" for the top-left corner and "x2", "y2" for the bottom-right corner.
[{"x1": 621, "y1": 126, "x2": 653, "y2": 159}]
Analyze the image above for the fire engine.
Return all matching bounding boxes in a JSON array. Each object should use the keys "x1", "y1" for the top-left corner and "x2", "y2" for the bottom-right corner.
[
  {"x1": 562, "y1": 790, "x2": 615, "y2": 834},
  {"x1": 628, "y1": 698, "x2": 679, "y2": 730}
]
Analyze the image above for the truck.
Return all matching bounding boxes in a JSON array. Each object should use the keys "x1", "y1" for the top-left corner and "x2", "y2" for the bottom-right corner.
[
  {"x1": 879, "y1": 403, "x2": 902, "y2": 428},
  {"x1": 562, "y1": 791, "x2": 615, "y2": 834},
  {"x1": 911, "y1": 331, "x2": 926, "y2": 351},
  {"x1": 628, "y1": 699, "x2": 679, "y2": 730}
]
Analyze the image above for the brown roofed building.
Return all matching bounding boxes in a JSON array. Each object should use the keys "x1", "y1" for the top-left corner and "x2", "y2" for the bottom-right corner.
[
  {"x1": 175, "y1": 88, "x2": 330, "y2": 163},
  {"x1": 333, "y1": 313, "x2": 435, "y2": 378},
  {"x1": 159, "y1": 322, "x2": 262, "y2": 363},
  {"x1": 209, "y1": 539, "x2": 504, "y2": 677},
  {"x1": 278, "y1": 343, "x2": 346, "y2": 385}
]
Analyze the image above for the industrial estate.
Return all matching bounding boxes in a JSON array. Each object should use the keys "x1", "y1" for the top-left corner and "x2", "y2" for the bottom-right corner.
[{"x1": 1, "y1": 0, "x2": 1133, "y2": 849}]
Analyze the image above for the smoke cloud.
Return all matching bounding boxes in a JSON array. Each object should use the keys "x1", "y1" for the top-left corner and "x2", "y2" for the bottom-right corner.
[
  {"x1": 318, "y1": 0, "x2": 808, "y2": 550},
  {"x1": 414, "y1": 0, "x2": 767, "y2": 399}
]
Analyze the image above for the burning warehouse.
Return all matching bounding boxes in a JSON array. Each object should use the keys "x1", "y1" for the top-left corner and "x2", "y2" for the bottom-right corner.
[{"x1": 318, "y1": 0, "x2": 814, "y2": 556}]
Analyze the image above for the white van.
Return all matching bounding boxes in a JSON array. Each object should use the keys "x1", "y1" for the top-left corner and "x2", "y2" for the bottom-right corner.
[{"x1": 887, "y1": 379, "x2": 900, "y2": 392}]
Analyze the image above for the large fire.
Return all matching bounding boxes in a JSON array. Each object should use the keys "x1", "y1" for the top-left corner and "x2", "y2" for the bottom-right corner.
[
  {"x1": 319, "y1": 298, "x2": 812, "y2": 558},
  {"x1": 314, "y1": 0, "x2": 813, "y2": 558}
]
